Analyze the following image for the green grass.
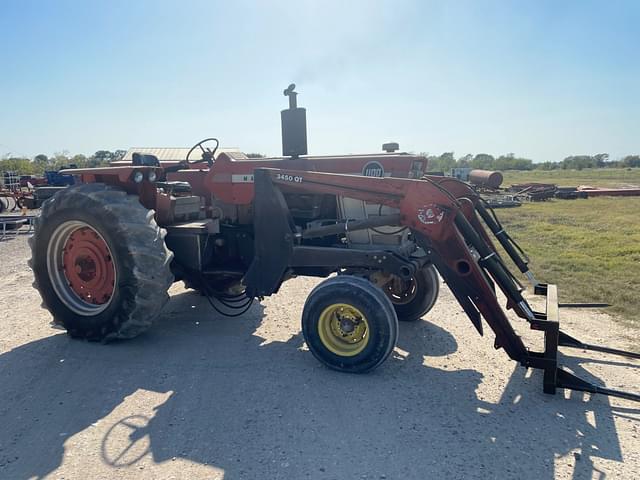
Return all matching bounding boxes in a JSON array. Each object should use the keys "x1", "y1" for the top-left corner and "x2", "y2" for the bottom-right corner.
[
  {"x1": 494, "y1": 196, "x2": 640, "y2": 325},
  {"x1": 502, "y1": 168, "x2": 640, "y2": 188}
]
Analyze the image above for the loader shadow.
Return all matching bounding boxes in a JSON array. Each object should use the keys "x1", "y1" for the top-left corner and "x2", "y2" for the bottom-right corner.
[{"x1": 0, "y1": 290, "x2": 635, "y2": 479}]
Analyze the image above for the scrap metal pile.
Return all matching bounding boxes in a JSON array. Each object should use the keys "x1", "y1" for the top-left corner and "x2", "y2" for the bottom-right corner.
[
  {"x1": 0, "y1": 169, "x2": 75, "y2": 213},
  {"x1": 458, "y1": 170, "x2": 640, "y2": 207},
  {"x1": 575, "y1": 185, "x2": 640, "y2": 197},
  {"x1": 507, "y1": 183, "x2": 640, "y2": 200},
  {"x1": 507, "y1": 183, "x2": 558, "y2": 201}
]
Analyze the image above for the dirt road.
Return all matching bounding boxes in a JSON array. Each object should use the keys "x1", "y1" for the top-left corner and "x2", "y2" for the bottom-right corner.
[{"x1": 1, "y1": 235, "x2": 639, "y2": 479}]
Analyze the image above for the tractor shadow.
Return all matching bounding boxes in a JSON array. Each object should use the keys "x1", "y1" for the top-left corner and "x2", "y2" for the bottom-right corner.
[{"x1": 0, "y1": 289, "x2": 636, "y2": 479}]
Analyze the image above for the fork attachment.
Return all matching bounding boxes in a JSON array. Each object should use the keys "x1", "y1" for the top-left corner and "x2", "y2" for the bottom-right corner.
[{"x1": 521, "y1": 284, "x2": 640, "y2": 402}]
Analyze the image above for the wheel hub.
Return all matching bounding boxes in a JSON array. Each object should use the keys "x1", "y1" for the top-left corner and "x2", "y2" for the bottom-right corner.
[
  {"x1": 61, "y1": 226, "x2": 115, "y2": 306},
  {"x1": 338, "y1": 315, "x2": 357, "y2": 334},
  {"x1": 385, "y1": 276, "x2": 417, "y2": 305},
  {"x1": 317, "y1": 304, "x2": 370, "y2": 356}
]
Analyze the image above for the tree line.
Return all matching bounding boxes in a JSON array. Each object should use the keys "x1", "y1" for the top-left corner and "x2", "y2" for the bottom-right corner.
[
  {"x1": 0, "y1": 150, "x2": 126, "y2": 176},
  {"x1": 423, "y1": 153, "x2": 640, "y2": 172},
  {"x1": 2, "y1": 150, "x2": 639, "y2": 176}
]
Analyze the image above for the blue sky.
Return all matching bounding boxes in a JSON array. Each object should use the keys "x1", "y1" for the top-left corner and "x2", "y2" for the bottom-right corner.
[{"x1": 1, "y1": 0, "x2": 638, "y2": 162}]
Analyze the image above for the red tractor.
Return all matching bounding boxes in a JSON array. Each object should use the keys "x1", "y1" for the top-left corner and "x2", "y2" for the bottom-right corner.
[{"x1": 30, "y1": 86, "x2": 639, "y2": 400}]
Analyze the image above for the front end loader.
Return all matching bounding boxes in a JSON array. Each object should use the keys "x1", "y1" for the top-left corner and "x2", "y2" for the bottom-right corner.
[{"x1": 29, "y1": 86, "x2": 639, "y2": 402}]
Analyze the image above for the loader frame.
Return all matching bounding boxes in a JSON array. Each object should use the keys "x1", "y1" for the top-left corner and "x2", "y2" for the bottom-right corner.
[{"x1": 244, "y1": 168, "x2": 640, "y2": 402}]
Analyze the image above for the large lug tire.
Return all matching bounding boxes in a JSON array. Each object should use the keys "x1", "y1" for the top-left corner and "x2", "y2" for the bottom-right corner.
[
  {"x1": 302, "y1": 275, "x2": 398, "y2": 373},
  {"x1": 29, "y1": 183, "x2": 174, "y2": 341},
  {"x1": 384, "y1": 264, "x2": 440, "y2": 322}
]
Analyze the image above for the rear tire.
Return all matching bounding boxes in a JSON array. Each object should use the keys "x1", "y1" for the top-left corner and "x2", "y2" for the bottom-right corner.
[
  {"x1": 384, "y1": 264, "x2": 439, "y2": 322},
  {"x1": 29, "y1": 183, "x2": 174, "y2": 341},
  {"x1": 302, "y1": 275, "x2": 398, "y2": 373}
]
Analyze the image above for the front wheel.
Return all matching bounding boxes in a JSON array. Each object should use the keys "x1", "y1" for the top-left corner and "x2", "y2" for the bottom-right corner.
[
  {"x1": 382, "y1": 264, "x2": 440, "y2": 322},
  {"x1": 302, "y1": 275, "x2": 398, "y2": 373}
]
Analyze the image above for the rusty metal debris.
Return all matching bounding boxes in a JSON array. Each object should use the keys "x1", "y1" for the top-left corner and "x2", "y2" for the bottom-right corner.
[
  {"x1": 507, "y1": 183, "x2": 557, "y2": 201},
  {"x1": 576, "y1": 185, "x2": 640, "y2": 197}
]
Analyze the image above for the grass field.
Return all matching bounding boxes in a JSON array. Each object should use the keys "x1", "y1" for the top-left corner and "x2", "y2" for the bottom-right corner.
[
  {"x1": 502, "y1": 167, "x2": 640, "y2": 188},
  {"x1": 494, "y1": 169, "x2": 640, "y2": 325}
]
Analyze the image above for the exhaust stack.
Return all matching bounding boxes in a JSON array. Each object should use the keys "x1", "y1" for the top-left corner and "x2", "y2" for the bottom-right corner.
[{"x1": 281, "y1": 84, "x2": 308, "y2": 158}]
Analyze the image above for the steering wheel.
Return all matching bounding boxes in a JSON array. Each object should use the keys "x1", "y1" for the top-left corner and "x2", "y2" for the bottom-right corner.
[{"x1": 186, "y1": 137, "x2": 219, "y2": 166}]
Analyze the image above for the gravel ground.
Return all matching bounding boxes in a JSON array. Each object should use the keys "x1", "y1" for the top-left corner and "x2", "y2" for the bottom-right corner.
[{"x1": 1, "y1": 234, "x2": 639, "y2": 479}]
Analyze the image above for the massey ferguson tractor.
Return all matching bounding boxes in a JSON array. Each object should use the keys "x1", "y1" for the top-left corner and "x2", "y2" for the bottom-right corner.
[{"x1": 30, "y1": 86, "x2": 639, "y2": 401}]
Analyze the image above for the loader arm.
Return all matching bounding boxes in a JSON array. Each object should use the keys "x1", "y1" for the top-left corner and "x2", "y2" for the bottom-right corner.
[{"x1": 248, "y1": 167, "x2": 640, "y2": 402}]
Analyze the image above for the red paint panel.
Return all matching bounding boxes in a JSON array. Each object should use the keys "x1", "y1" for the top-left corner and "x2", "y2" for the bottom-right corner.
[{"x1": 206, "y1": 152, "x2": 426, "y2": 204}]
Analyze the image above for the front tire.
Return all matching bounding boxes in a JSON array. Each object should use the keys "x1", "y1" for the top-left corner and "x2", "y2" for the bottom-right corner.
[
  {"x1": 384, "y1": 264, "x2": 439, "y2": 322},
  {"x1": 30, "y1": 183, "x2": 174, "y2": 341},
  {"x1": 302, "y1": 275, "x2": 398, "y2": 373}
]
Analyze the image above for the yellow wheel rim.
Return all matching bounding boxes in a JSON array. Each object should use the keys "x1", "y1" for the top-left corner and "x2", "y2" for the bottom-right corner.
[{"x1": 317, "y1": 303, "x2": 370, "y2": 357}]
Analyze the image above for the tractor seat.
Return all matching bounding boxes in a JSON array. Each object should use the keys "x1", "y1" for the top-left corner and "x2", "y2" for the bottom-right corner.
[
  {"x1": 131, "y1": 153, "x2": 161, "y2": 167},
  {"x1": 156, "y1": 181, "x2": 192, "y2": 195}
]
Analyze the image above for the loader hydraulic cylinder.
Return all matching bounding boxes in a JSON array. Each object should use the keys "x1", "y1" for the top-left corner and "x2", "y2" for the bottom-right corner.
[{"x1": 475, "y1": 201, "x2": 538, "y2": 286}]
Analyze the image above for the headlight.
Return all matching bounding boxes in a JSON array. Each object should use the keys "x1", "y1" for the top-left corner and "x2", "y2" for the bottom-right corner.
[
  {"x1": 133, "y1": 171, "x2": 144, "y2": 183},
  {"x1": 148, "y1": 171, "x2": 157, "y2": 182}
]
